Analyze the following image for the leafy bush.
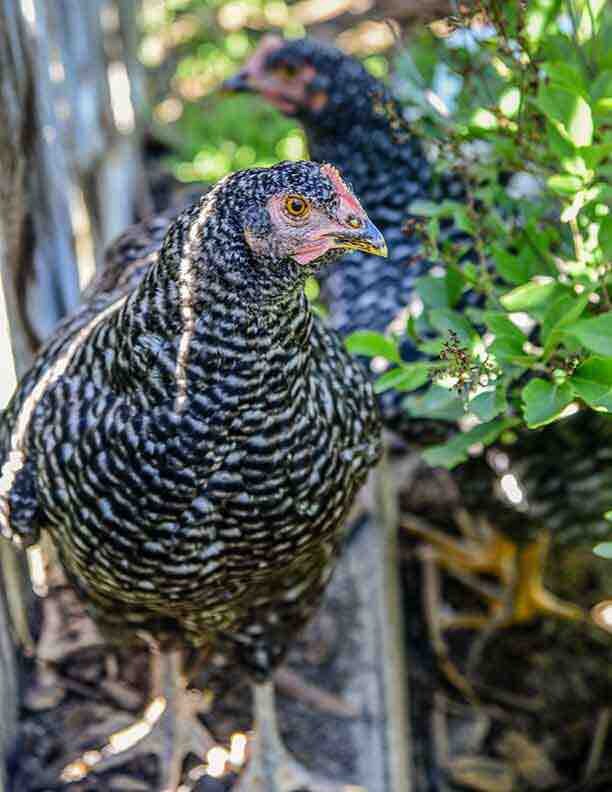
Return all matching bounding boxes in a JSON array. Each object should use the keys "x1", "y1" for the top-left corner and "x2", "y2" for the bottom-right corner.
[
  {"x1": 347, "y1": 0, "x2": 612, "y2": 469},
  {"x1": 141, "y1": 0, "x2": 307, "y2": 181}
]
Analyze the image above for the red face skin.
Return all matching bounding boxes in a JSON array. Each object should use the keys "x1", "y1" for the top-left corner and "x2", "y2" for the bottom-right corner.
[
  {"x1": 231, "y1": 35, "x2": 327, "y2": 114},
  {"x1": 245, "y1": 165, "x2": 382, "y2": 266}
]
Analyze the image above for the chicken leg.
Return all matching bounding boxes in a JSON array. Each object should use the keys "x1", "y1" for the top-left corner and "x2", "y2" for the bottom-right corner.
[
  {"x1": 512, "y1": 532, "x2": 584, "y2": 624},
  {"x1": 60, "y1": 647, "x2": 216, "y2": 791},
  {"x1": 405, "y1": 515, "x2": 583, "y2": 628},
  {"x1": 234, "y1": 680, "x2": 362, "y2": 792}
]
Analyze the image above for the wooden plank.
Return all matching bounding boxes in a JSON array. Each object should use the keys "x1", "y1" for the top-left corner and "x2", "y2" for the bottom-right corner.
[
  {"x1": 278, "y1": 459, "x2": 414, "y2": 791},
  {"x1": 344, "y1": 459, "x2": 413, "y2": 791},
  {"x1": 0, "y1": 251, "x2": 20, "y2": 792}
]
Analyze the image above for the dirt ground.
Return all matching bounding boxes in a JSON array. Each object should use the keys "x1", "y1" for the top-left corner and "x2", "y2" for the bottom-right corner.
[{"x1": 400, "y1": 462, "x2": 612, "y2": 792}]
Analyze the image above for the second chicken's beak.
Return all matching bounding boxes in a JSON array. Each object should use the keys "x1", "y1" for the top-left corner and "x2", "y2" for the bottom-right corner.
[
  {"x1": 334, "y1": 219, "x2": 388, "y2": 258},
  {"x1": 221, "y1": 71, "x2": 252, "y2": 93}
]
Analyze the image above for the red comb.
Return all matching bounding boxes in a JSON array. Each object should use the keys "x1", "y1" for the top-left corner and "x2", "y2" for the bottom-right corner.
[{"x1": 321, "y1": 163, "x2": 363, "y2": 214}]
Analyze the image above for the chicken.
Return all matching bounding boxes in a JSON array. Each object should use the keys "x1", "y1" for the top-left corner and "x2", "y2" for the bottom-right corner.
[
  {"x1": 0, "y1": 160, "x2": 384, "y2": 791},
  {"x1": 225, "y1": 37, "x2": 610, "y2": 630}
]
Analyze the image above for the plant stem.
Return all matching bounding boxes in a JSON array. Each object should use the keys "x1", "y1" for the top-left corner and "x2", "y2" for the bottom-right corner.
[{"x1": 569, "y1": 215, "x2": 585, "y2": 264}]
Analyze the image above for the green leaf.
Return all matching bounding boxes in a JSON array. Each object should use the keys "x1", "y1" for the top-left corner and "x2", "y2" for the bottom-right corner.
[
  {"x1": 524, "y1": 0, "x2": 562, "y2": 46},
  {"x1": 547, "y1": 174, "x2": 583, "y2": 195},
  {"x1": 403, "y1": 384, "x2": 464, "y2": 422},
  {"x1": 538, "y1": 85, "x2": 572, "y2": 122},
  {"x1": 492, "y1": 246, "x2": 529, "y2": 285},
  {"x1": 304, "y1": 276, "x2": 320, "y2": 302},
  {"x1": 582, "y1": 143, "x2": 612, "y2": 169},
  {"x1": 564, "y1": 314, "x2": 612, "y2": 355},
  {"x1": 520, "y1": 240, "x2": 557, "y2": 278},
  {"x1": 545, "y1": 61, "x2": 587, "y2": 95},
  {"x1": 521, "y1": 378, "x2": 575, "y2": 428},
  {"x1": 499, "y1": 87, "x2": 521, "y2": 118},
  {"x1": 483, "y1": 312, "x2": 528, "y2": 345},
  {"x1": 428, "y1": 308, "x2": 478, "y2": 346},
  {"x1": 541, "y1": 293, "x2": 590, "y2": 356},
  {"x1": 345, "y1": 331, "x2": 400, "y2": 363},
  {"x1": 408, "y1": 199, "x2": 440, "y2": 217},
  {"x1": 415, "y1": 269, "x2": 465, "y2": 310},
  {"x1": 445, "y1": 268, "x2": 465, "y2": 307},
  {"x1": 489, "y1": 338, "x2": 536, "y2": 366},
  {"x1": 593, "y1": 542, "x2": 612, "y2": 559},
  {"x1": 537, "y1": 86, "x2": 593, "y2": 147},
  {"x1": 422, "y1": 418, "x2": 511, "y2": 469},
  {"x1": 469, "y1": 386, "x2": 508, "y2": 422},
  {"x1": 373, "y1": 364, "x2": 430, "y2": 394},
  {"x1": 599, "y1": 214, "x2": 612, "y2": 258},
  {"x1": 415, "y1": 276, "x2": 451, "y2": 309},
  {"x1": 450, "y1": 204, "x2": 475, "y2": 235},
  {"x1": 418, "y1": 338, "x2": 444, "y2": 356},
  {"x1": 591, "y1": 70, "x2": 612, "y2": 103},
  {"x1": 547, "y1": 121, "x2": 576, "y2": 160},
  {"x1": 463, "y1": 263, "x2": 479, "y2": 284},
  {"x1": 571, "y1": 356, "x2": 612, "y2": 411},
  {"x1": 406, "y1": 314, "x2": 418, "y2": 342},
  {"x1": 500, "y1": 280, "x2": 559, "y2": 311},
  {"x1": 566, "y1": 95, "x2": 593, "y2": 147}
]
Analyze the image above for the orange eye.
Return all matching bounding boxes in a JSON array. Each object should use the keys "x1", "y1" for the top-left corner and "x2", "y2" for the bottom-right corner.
[
  {"x1": 275, "y1": 64, "x2": 298, "y2": 79},
  {"x1": 347, "y1": 215, "x2": 363, "y2": 229},
  {"x1": 284, "y1": 195, "x2": 310, "y2": 218}
]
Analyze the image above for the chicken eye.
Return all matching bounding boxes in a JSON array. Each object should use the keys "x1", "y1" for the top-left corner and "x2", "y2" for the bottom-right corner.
[
  {"x1": 284, "y1": 195, "x2": 310, "y2": 218},
  {"x1": 347, "y1": 215, "x2": 363, "y2": 229},
  {"x1": 276, "y1": 63, "x2": 298, "y2": 79}
]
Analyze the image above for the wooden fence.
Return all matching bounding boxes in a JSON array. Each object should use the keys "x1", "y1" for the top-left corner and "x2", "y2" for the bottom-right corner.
[{"x1": 0, "y1": 2, "x2": 145, "y2": 787}]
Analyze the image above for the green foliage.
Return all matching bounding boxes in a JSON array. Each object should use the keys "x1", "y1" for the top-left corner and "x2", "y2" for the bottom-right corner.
[
  {"x1": 141, "y1": 0, "x2": 307, "y2": 182},
  {"x1": 422, "y1": 417, "x2": 516, "y2": 469},
  {"x1": 346, "y1": 0, "x2": 612, "y2": 469}
]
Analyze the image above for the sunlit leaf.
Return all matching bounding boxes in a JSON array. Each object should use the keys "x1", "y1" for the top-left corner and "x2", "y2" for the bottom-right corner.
[
  {"x1": 499, "y1": 87, "x2": 521, "y2": 117},
  {"x1": 345, "y1": 331, "x2": 400, "y2": 363},
  {"x1": 304, "y1": 276, "x2": 320, "y2": 302},
  {"x1": 547, "y1": 174, "x2": 583, "y2": 195},
  {"x1": 483, "y1": 312, "x2": 527, "y2": 345},
  {"x1": 571, "y1": 356, "x2": 612, "y2": 411},
  {"x1": 538, "y1": 86, "x2": 593, "y2": 147},
  {"x1": 500, "y1": 280, "x2": 559, "y2": 311},
  {"x1": 374, "y1": 364, "x2": 430, "y2": 394},
  {"x1": 566, "y1": 96, "x2": 594, "y2": 147},
  {"x1": 564, "y1": 314, "x2": 612, "y2": 355},
  {"x1": 593, "y1": 542, "x2": 612, "y2": 558}
]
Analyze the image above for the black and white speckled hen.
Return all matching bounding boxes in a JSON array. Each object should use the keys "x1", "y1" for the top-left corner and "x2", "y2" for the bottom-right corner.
[
  {"x1": 0, "y1": 161, "x2": 384, "y2": 791},
  {"x1": 226, "y1": 37, "x2": 612, "y2": 630}
]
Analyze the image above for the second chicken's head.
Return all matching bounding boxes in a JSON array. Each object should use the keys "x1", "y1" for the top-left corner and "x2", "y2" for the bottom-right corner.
[{"x1": 223, "y1": 36, "x2": 383, "y2": 131}]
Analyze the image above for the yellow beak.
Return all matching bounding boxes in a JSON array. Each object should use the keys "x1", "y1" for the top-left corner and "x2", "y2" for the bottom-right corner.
[{"x1": 334, "y1": 219, "x2": 388, "y2": 258}]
